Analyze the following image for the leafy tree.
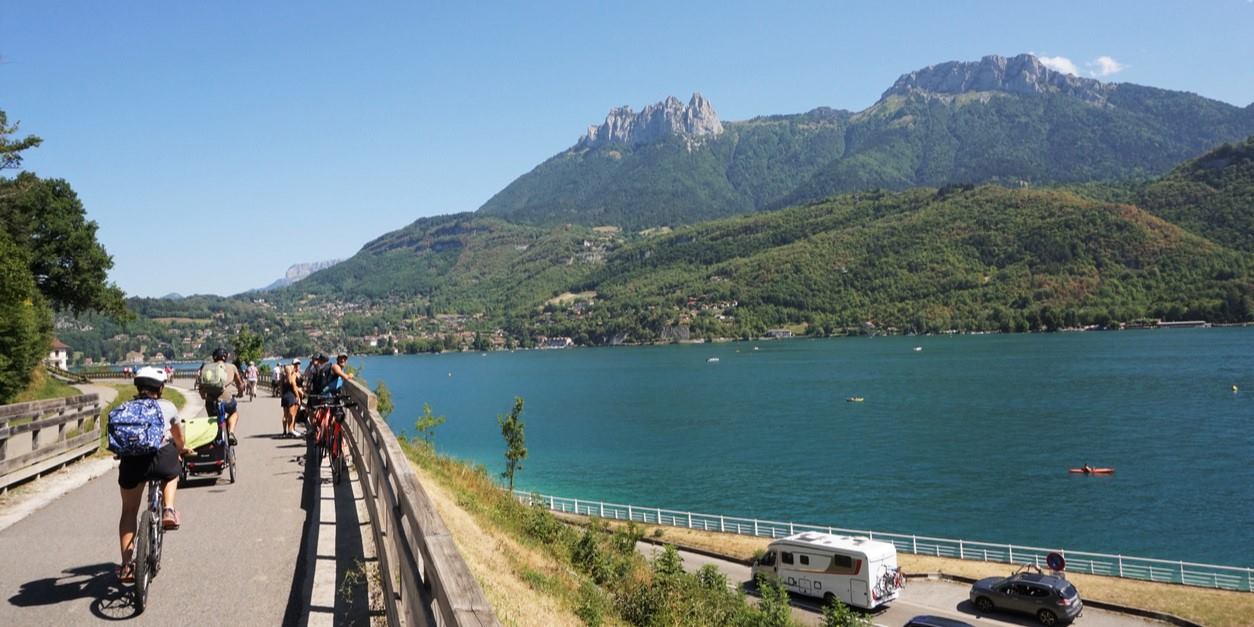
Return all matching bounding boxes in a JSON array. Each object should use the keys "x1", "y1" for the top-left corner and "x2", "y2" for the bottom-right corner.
[
  {"x1": 232, "y1": 327, "x2": 264, "y2": 366},
  {"x1": 414, "y1": 402, "x2": 444, "y2": 444},
  {"x1": 498, "y1": 396, "x2": 527, "y2": 490},
  {"x1": 822, "y1": 596, "x2": 872, "y2": 627},
  {"x1": 0, "y1": 111, "x2": 41, "y2": 172},
  {"x1": 754, "y1": 574, "x2": 795, "y2": 627},
  {"x1": 0, "y1": 233, "x2": 51, "y2": 402},
  {"x1": 374, "y1": 381, "x2": 394, "y2": 419},
  {"x1": 0, "y1": 173, "x2": 126, "y2": 317}
]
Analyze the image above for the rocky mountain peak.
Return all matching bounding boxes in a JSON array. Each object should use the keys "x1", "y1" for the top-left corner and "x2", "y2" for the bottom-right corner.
[
  {"x1": 578, "y1": 92, "x2": 724, "y2": 149},
  {"x1": 882, "y1": 54, "x2": 1113, "y2": 105}
]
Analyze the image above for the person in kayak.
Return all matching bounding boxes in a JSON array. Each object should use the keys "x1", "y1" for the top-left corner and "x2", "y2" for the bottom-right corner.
[{"x1": 1082, "y1": 463, "x2": 1094, "y2": 473}]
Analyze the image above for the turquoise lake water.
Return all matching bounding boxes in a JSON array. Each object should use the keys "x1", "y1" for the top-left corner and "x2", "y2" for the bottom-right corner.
[{"x1": 357, "y1": 329, "x2": 1253, "y2": 566}]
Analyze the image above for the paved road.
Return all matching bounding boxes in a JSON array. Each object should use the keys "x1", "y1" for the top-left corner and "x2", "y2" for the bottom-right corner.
[
  {"x1": 638, "y1": 543, "x2": 1166, "y2": 627},
  {"x1": 0, "y1": 387, "x2": 370, "y2": 626}
]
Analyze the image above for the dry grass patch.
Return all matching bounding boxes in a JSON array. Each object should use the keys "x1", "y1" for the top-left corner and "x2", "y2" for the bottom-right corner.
[
  {"x1": 409, "y1": 460, "x2": 584, "y2": 627},
  {"x1": 587, "y1": 519, "x2": 1253, "y2": 627},
  {"x1": 400, "y1": 443, "x2": 632, "y2": 626}
]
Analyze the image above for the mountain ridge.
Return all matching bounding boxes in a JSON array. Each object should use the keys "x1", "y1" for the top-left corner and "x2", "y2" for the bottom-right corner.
[{"x1": 478, "y1": 53, "x2": 1254, "y2": 230}]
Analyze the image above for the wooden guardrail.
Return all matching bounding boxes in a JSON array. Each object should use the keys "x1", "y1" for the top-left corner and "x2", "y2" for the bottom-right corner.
[
  {"x1": 44, "y1": 365, "x2": 90, "y2": 384},
  {"x1": 341, "y1": 379, "x2": 499, "y2": 627},
  {"x1": 0, "y1": 394, "x2": 102, "y2": 492}
]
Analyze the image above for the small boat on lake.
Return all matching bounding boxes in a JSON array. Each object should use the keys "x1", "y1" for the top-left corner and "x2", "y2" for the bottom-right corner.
[
  {"x1": 847, "y1": 396, "x2": 864, "y2": 403},
  {"x1": 706, "y1": 357, "x2": 719, "y2": 363},
  {"x1": 1069, "y1": 467, "x2": 1115, "y2": 474},
  {"x1": 913, "y1": 346, "x2": 923, "y2": 352}
]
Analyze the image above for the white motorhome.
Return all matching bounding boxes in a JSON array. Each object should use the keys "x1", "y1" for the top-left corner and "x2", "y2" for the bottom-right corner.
[{"x1": 751, "y1": 532, "x2": 904, "y2": 609}]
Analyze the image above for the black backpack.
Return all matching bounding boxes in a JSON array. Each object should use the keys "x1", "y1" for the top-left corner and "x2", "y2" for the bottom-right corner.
[{"x1": 308, "y1": 362, "x2": 334, "y2": 394}]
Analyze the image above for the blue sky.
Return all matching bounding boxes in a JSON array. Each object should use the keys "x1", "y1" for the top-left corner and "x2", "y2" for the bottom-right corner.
[{"x1": 3, "y1": 1, "x2": 1252, "y2": 298}]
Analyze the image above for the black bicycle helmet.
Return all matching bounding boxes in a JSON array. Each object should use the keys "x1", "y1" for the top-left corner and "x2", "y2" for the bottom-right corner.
[{"x1": 212, "y1": 347, "x2": 228, "y2": 360}]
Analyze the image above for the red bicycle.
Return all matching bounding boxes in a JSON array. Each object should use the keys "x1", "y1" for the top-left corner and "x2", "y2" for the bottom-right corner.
[{"x1": 307, "y1": 394, "x2": 353, "y2": 484}]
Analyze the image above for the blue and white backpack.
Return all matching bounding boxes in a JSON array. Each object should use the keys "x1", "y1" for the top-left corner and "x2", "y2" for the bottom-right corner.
[{"x1": 107, "y1": 398, "x2": 166, "y2": 456}]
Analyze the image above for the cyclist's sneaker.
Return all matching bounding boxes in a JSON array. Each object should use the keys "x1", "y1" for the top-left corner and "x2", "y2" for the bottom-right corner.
[
  {"x1": 162, "y1": 507, "x2": 181, "y2": 530},
  {"x1": 228, "y1": 432, "x2": 238, "y2": 446}
]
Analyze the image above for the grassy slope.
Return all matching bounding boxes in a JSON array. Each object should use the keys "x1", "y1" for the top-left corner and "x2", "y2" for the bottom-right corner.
[
  {"x1": 12, "y1": 366, "x2": 80, "y2": 404},
  {"x1": 399, "y1": 440, "x2": 594, "y2": 626}
]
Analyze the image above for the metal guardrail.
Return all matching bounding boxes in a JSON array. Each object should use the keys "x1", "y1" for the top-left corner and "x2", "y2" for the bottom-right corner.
[
  {"x1": 341, "y1": 380, "x2": 499, "y2": 626},
  {"x1": 515, "y1": 491, "x2": 1254, "y2": 593},
  {"x1": 0, "y1": 394, "x2": 102, "y2": 492}
]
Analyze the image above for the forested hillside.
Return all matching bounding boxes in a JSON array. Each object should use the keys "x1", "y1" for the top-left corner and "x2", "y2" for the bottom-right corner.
[
  {"x1": 282, "y1": 213, "x2": 621, "y2": 316},
  {"x1": 1137, "y1": 136, "x2": 1254, "y2": 252},
  {"x1": 547, "y1": 185, "x2": 1250, "y2": 342}
]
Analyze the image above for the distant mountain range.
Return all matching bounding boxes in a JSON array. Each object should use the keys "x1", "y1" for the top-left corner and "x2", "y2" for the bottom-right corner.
[
  {"x1": 479, "y1": 54, "x2": 1254, "y2": 230},
  {"x1": 253, "y1": 259, "x2": 343, "y2": 292},
  {"x1": 289, "y1": 136, "x2": 1253, "y2": 341}
]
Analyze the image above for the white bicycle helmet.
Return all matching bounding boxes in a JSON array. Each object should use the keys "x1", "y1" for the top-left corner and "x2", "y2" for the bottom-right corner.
[{"x1": 134, "y1": 366, "x2": 167, "y2": 389}]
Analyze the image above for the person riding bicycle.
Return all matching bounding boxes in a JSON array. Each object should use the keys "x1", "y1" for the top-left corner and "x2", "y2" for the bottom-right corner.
[
  {"x1": 271, "y1": 363, "x2": 283, "y2": 395},
  {"x1": 196, "y1": 347, "x2": 246, "y2": 445},
  {"x1": 114, "y1": 366, "x2": 189, "y2": 583}
]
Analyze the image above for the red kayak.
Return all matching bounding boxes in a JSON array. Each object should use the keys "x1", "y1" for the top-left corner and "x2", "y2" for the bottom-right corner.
[{"x1": 1069, "y1": 468, "x2": 1115, "y2": 474}]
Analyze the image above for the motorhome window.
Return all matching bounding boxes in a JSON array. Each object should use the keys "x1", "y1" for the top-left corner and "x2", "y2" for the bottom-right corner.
[
  {"x1": 834, "y1": 555, "x2": 853, "y2": 568},
  {"x1": 759, "y1": 551, "x2": 776, "y2": 566},
  {"x1": 799, "y1": 555, "x2": 810, "y2": 566},
  {"x1": 781, "y1": 552, "x2": 794, "y2": 565}
]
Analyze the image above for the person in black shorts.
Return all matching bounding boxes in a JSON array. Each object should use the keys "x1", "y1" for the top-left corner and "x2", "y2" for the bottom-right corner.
[
  {"x1": 116, "y1": 367, "x2": 189, "y2": 583},
  {"x1": 279, "y1": 362, "x2": 304, "y2": 437}
]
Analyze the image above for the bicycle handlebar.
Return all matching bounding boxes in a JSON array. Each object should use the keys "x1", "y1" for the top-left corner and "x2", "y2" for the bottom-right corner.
[{"x1": 305, "y1": 394, "x2": 357, "y2": 409}]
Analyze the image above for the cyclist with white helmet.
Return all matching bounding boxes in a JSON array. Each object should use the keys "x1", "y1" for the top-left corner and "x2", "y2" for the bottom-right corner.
[{"x1": 115, "y1": 366, "x2": 188, "y2": 583}]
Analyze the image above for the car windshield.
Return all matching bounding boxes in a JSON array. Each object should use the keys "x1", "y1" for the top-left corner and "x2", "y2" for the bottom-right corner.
[{"x1": 1061, "y1": 584, "x2": 1078, "y2": 598}]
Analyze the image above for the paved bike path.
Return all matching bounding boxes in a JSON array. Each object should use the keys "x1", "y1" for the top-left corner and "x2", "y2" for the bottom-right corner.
[{"x1": 0, "y1": 390, "x2": 337, "y2": 626}]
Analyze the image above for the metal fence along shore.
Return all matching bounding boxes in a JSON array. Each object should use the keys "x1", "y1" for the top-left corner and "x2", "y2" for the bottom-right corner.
[{"x1": 515, "y1": 491, "x2": 1253, "y2": 592}]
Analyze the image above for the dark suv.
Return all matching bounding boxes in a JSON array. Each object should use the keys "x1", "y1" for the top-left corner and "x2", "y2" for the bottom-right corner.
[{"x1": 969, "y1": 572, "x2": 1082, "y2": 625}]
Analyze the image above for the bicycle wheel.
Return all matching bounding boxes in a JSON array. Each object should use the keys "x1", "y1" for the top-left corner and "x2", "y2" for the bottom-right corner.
[
  {"x1": 150, "y1": 507, "x2": 164, "y2": 578},
  {"x1": 317, "y1": 411, "x2": 330, "y2": 462},
  {"x1": 133, "y1": 510, "x2": 152, "y2": 611},
  {"x1": 330, "y1": 427, "x2": 344, "y2": 484},
  {"x1": 227, "y1": 441, "x2": 237, "y2": 483}
]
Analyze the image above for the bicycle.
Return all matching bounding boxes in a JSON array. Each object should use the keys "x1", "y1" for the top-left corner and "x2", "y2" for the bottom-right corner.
[
  {"x1": 131, "y1": 476, "x2": 165, "y2": 611},
  {"x1": 245, "y1": 379, "x2": 256, "y2": 402},
  {"x1": 326, "y1": 398, "x2": 353, "y2": 485},
  {"x1": 306, "y1": 394, "x2": 354, "y2": 484}
]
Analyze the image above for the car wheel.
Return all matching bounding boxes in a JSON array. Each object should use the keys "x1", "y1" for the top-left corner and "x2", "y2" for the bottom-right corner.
[
  {"x1": 974, "y1": 596, "x2": 994, "y2": 612},
  {"x1": 1037, "y1": 609, "x2": 1057, "y2": 626},
  {"x1": 823, "y1": 592, "x2": 836, "y2": 607}
]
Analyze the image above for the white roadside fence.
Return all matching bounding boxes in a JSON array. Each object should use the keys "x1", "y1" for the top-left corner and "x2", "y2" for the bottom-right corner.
[{"x1": 514, "y1": 490, "x2": 1253, "y2": 592}]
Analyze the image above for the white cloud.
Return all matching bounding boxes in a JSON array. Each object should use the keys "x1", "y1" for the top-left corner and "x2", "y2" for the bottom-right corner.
[
  {"x1": 1088, "y1": 56, "x2": 1127, "y2": 77},
  {"x1": 1038, "y1": 55, "x2": 1080, "y2": 76}
]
